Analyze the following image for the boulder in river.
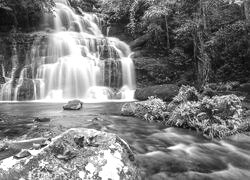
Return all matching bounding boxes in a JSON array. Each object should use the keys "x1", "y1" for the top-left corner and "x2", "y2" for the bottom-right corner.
[
  {"x1": 63, "y1": 100, "x2": 83, "y2": 110},
  {"x1": 134, "y1": 84, "x2": 179, "y2": 102},
  {"x1": 33, "y1": 117, "x2": 51, "y2": 123},
  {"x1": 13, "y1": 150, "x2": 31, "y2": 159},
  {"x1": 0, "y1": 128, "x2": 140, "y2": 180}
]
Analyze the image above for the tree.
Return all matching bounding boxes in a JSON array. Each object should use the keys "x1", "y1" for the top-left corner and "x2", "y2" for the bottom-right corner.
[
  {"x1": 142, "y1": 1, "x2": 172, "y2": 49},
  {"x1": 0, "y1": 0, "x2": 55, "y2": 31}
]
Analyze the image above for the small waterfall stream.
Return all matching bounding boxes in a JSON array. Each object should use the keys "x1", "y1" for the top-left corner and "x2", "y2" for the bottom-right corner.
[{"x1": 0, "y1": 0, "x2": 136, "y2": 101}]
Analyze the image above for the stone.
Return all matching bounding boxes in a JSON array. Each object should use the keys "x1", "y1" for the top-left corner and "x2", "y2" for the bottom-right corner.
[
  {"x1": 32, "y1": 143, "x2": 42, "y2": 150},
  {"x1": 245, "y1": 110, "x2": 250, "y2": 117},
  {"x1": 13, "y1": 150, "x2": 31, "y2": 159},
  {"x1": 33, "y1": 117, "x2": 51, "y2": 123},
  {"x1": 16, "y1": 78, "x2": 36, "y2": 101},
  {"x1": 0, "y1": 128, "x2": 140, "y2": 180},
  {"x1": 129, "y1": 33, "x2": 151, "y2": 49},
  {"x1": 134, "y1": 84, "x2": 179, "y2": 102},
  {"x1": 63, "y1": 100, "x2": 83, "y2": 110}
]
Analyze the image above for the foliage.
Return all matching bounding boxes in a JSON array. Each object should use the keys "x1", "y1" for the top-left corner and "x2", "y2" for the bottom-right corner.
[
  {"x1": 167, "y1": 86, "x2": 245, "y2": 139},
  {"x1": 168, "y1": 48, "x2": 191, "y2": 68},
  {"x1": 205, "y1": 81, "x2": 240, "y2": 91},
  {"x1": 167, "y1": 85, "x2": 200, "y2": 111},
  {"x1": 99, "y1": 0, "x2": 250, "y2": 84},
  {"x1": 99, "y1": 0, "x2": 134, "y2": 23},
  {"x1": 134, "y1": 96, "x2": 167, "y2": 122},
  {"x1": 0, "y1": 0, "x2": 55, "y2": 31},
  {"x1": 69, "y1": 0, "x2": 100, "y2": 12},
  {"x1": 208, "y1": 21, "x2": 250, "y2": 82}
]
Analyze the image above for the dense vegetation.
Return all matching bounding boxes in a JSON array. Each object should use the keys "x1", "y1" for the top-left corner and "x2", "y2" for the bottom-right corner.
[
  {"x1": 97, "y1": 0, "x2": 250, "y2": 88},
  {"x1": 0, "y1": 0, "x2": 54, "y2": 31},
  {"x1": 123, "y1": 85, "x2": 246, "y2": 139}
]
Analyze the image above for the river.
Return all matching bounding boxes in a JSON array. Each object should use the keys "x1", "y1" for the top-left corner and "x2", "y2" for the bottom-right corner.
[{"x1": 0, "y1": 102, "x2": 250, "y2": 180}]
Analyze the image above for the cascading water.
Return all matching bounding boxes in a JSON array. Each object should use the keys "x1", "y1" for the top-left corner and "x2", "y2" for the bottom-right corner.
[{"x1": 0, "y1": 0, "x2": 136, "y2": 101}]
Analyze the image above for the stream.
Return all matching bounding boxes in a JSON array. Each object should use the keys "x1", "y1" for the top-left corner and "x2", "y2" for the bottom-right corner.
[{"x1": 0, "y1": 102, "x2": 250, "y2": 180}]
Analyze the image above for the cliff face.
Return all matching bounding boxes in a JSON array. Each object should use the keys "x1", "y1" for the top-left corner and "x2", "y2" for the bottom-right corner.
[
  {"x1": 0, "y1": 33, "x2": 46, "y2": 80},
  {"x1": 0, "y1": 32, "x2": 47, "y2": 100}
]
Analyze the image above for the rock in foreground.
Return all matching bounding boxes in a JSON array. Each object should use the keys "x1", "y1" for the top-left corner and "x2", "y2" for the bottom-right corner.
[
  {"x1": 0, "y1": 128, "x2": 140, "y2": 180},
  {"x1": 63, "y1": 100, "x2": 83, "y2": 110},
  {"x1": 134, "y1": 84, "x2": 179, "y2": 102}
]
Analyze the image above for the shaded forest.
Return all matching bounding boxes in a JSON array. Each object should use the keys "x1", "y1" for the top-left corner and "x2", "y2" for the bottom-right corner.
[{"x1": 98, "y1": 0, "x2": 250, "y2": 89}]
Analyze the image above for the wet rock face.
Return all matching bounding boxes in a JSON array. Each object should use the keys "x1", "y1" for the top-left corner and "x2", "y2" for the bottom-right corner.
[
  {"x1": 0, "y1": 128, "x2": 140, "y2": 180},
  {"x1": 63, "y1": 100, "x2": 83, "y2": 110},
  {"x1": 17, "y1": 79, "x2": 36, "y2": 100},
  {"x1": 134, "y1": 84, "x2": 179, "y2": 102}
]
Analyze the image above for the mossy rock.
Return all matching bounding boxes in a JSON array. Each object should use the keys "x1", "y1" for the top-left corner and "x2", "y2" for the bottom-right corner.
[
  {"x1": 0, "y1": 128, "x2": 141, "y2": 180},
  {"x1": 135, "y1": 84, "x2": 179, "y2": 102}
]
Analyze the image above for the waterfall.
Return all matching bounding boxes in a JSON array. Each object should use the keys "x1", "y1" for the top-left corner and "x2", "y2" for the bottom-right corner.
[{"x1": 0, "y1": 0, "x2": 136, "y2": 101}]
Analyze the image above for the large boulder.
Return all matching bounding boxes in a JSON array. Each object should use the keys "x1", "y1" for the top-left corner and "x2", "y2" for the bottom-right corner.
[
  {"x1": 63, "y1": 100, "x2": 83, "y2": 110},
  {"x1": 134, "y1": 84, "x2": 179, "y2": 102},
  {"x1": 0, "y1": 128, "x2": 140, "y2": 180}
]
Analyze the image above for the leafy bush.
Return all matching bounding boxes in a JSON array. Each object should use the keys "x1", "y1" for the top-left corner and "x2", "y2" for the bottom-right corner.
[
  {"x1": 167, "y1": 86, "x2": 245, "y2": 139},
  {"x1": 167, "y1": 101, "x2": 201, "y2": 128},
  {"x1": 167, "y1": 85, "x2": 200, "y2": 112},
  {"x1": 134, "y1": 96, "x2": 167, "y2": 122}
]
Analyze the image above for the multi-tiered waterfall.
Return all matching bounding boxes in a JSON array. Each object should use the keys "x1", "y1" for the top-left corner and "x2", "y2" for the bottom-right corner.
[{"x1": 0, "y1": 0, "x2": 136, "y2": 101}]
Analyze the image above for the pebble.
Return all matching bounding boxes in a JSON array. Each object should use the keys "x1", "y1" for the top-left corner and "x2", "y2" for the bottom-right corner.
[
  {"x1": 74, "y1": 136, "x2": 85, "y2": 147},
  {"x1": 56, "y1": 151, "x2": 76, "y2": 161},
  {"x1": 32, "y1": 143, "x2": 41, "y2": 150},
  {"x1": 33, "y1": 117, "x2": 51, "y2": 123},
  {"x1": 14, "y1": 150, "x2": 31, "y2": 159}
]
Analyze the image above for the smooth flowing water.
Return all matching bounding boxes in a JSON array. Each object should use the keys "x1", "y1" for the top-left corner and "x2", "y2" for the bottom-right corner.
[
  {"x1": 0, "y1": 102, "x2": 250, "y2": 180},
  {"x1": 0, "y1": 0, "x2": 136, "y2": 101}
]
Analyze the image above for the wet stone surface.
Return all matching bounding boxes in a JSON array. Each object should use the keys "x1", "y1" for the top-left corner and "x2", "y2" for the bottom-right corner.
[
  {"x1": 0, "y1": 128, "x2": 140, "y2": 180},
  {"x1": 63, "y1": 100, "x2": 83, "y2": 110}
]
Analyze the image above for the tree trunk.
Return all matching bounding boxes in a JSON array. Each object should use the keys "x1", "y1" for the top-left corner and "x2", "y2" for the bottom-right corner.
[
  {"x1": 129, "y1": 33, "x2": 151, "y2": 49},
  {"x1": 193, "y1": 30, "x2": 199, "y2": 88},
  {"x1": 244, "y1": 0, "x2": 250, "y2": 24},
  {"x1": 164, "y1": 15, "x2": 170, "y2": 50},
  {"x1": 200, "y1": 0, "x2": 207, "y2": 31}
]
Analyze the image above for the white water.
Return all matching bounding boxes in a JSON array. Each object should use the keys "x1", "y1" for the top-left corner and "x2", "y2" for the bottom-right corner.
[{"x1": 0, "y1": 0, "x2": 136, "y2": 101}]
